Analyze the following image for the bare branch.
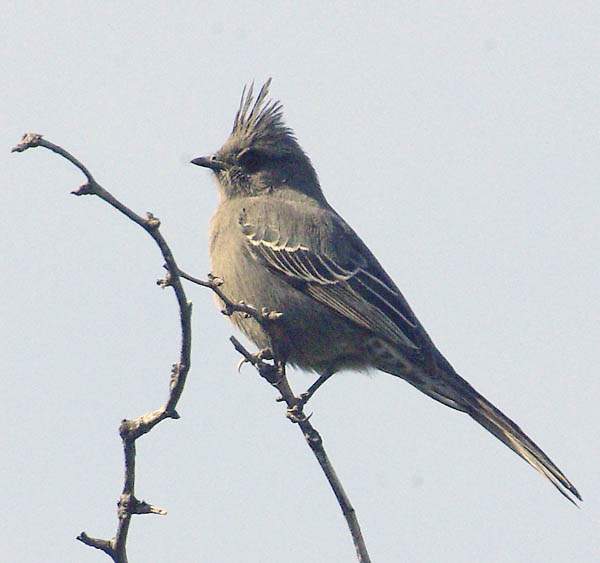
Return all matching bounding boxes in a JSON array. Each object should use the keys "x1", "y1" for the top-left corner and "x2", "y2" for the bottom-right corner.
[
  {"x1": 227, "y1": 336, "x2": 371, "y2": 562},
  {"x1": 182, "y1": 260, "x2": 371, "y2": 560},
  {"x1": 13, "y1": 133, "x2": 192, "y2": 563}
]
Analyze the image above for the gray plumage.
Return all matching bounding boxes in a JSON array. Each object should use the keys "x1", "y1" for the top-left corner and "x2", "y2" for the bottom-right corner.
[{"x1": 192, "y1": 79, "x2": 581, "y2": 504}]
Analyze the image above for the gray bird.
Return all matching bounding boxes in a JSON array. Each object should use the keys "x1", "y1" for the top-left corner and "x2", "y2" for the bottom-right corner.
[{"x1": 192, "y1": 79, "x2": 581, "y2": 504}]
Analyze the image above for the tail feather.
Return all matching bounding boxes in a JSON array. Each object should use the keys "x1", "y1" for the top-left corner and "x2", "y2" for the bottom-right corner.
[
  {"x1": 386, "y1": 360, "x2": 583, "y2": 504},
  {"x1": 440, "y1": 374, "x2": 581, "y2": 504},
  {"x1": 375, "y1": 341, "x2": 580, "y2": 503}
]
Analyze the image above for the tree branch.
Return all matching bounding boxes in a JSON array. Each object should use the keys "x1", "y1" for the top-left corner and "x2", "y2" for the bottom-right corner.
[
  {"x1": 181, "y1": 271, "x2": 371, "y2": 562},
  {"x1": 13, "y1": 133, "x2": 192, "y2": 563}
]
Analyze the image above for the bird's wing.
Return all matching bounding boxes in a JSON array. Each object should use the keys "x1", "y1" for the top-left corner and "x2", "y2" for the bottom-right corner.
[{"x1": 239, "y1": 201, "x2": 421, "y2": 350}]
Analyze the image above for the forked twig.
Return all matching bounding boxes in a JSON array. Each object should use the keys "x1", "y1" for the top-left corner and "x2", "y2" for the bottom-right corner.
[{"x1": 13, "y1": 133, "x2": 191, "y2": 562}]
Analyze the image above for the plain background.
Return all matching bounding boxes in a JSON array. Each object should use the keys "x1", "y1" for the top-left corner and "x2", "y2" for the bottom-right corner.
[{"x1": 3, "y1": 3, "x2": 599, "y2": 562}]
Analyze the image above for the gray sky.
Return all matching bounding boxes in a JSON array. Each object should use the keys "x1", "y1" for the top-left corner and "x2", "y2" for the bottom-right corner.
[{"x1": 3, "y1": 2, "x2": 599, "y2": 562}]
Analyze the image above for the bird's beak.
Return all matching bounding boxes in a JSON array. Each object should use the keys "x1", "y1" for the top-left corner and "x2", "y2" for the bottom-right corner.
[{"x1": 190, "y1": 156, "x2": 226, "y2": 171}]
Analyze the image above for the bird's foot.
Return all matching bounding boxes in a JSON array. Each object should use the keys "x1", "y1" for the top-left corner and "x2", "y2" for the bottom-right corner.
[
  {"x1": 295, "y1": 391, "x2": 313, "y2": 408},
  {"x1": 237, "y1": 347, "x2": 274, "y2": 372},
  {"x1": 285, "y1": 403, "x2": 312, "y2": 424}
]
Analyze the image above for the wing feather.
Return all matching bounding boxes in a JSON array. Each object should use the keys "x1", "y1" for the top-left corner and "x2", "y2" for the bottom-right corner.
[{"x1": 241, "y1": 211, "x2": 419, "y2": 350}]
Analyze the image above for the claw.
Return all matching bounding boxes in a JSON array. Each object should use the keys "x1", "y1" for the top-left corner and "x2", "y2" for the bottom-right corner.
[
  {"x1": 236, "y1": 348, "x2": 274, "y2": 373},
  {"x1": 286, "y1": 404, "x2": 310, "y2": 424}
]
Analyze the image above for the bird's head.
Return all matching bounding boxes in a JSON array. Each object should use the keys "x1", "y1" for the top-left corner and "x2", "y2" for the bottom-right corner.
[{"x1": 192, "y1": 79, "x2": 323, "y2": 201}]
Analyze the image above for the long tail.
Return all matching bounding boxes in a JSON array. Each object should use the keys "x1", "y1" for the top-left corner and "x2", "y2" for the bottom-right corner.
[
  {"x1": 431, "y1": 372, "x2": 581, "y2": 504},
  {"x1": 384, "y1": 355, "x2": 582, "y2": 503}
]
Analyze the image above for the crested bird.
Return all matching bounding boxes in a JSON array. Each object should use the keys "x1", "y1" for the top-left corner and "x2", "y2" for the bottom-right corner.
[{"x1": 192, "y1": 79, "x2": 581, "y2": 504}]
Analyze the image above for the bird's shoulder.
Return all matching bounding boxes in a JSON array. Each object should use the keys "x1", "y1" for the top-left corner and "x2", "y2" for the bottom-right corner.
[{"x1": 236, "y1": 191, "x2": 364, "y2": 266}]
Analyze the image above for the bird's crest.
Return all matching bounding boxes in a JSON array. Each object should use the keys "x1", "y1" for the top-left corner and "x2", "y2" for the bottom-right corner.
[{"x1": 230, "y1": 78, "x2": 298, "y2": 152}]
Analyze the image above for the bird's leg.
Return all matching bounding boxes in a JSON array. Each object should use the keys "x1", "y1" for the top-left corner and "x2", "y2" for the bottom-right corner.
[{"x1": 298, "y1": 370, "x2": 334, "y2": 406}]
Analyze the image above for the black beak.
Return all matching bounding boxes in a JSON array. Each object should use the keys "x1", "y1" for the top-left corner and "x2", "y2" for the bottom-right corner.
[{"x1": 190, "y1": 156, "x2": 226, "y2": 171}]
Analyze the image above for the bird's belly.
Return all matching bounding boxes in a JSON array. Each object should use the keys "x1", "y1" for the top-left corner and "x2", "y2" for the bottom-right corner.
[{"x1": 211, "y1": 248, "x2": 368, "y2": 373}]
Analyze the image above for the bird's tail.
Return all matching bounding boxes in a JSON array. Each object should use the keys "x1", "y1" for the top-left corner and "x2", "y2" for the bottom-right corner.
[
  {"x1": 380, "y1": 348, "x2": 582, "y2": 503},
  {"x1": 423, "y1": 371, "x2": 581, "y2": 504}
]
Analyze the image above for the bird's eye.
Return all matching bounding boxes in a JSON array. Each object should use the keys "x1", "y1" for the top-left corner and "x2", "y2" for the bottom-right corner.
[{"x1": 238, "y1": 148, "x2": 263, "y2": 172}]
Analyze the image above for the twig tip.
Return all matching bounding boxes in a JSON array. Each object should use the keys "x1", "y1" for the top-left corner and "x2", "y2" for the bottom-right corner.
[{"x1": 11, "y1": 132, "x2": 43, "y2": 153}]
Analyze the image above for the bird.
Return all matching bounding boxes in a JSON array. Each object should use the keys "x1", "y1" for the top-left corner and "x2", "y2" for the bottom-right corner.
[{"x1": 191, "y1": 78, "x2": 581, "y2": 504}]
